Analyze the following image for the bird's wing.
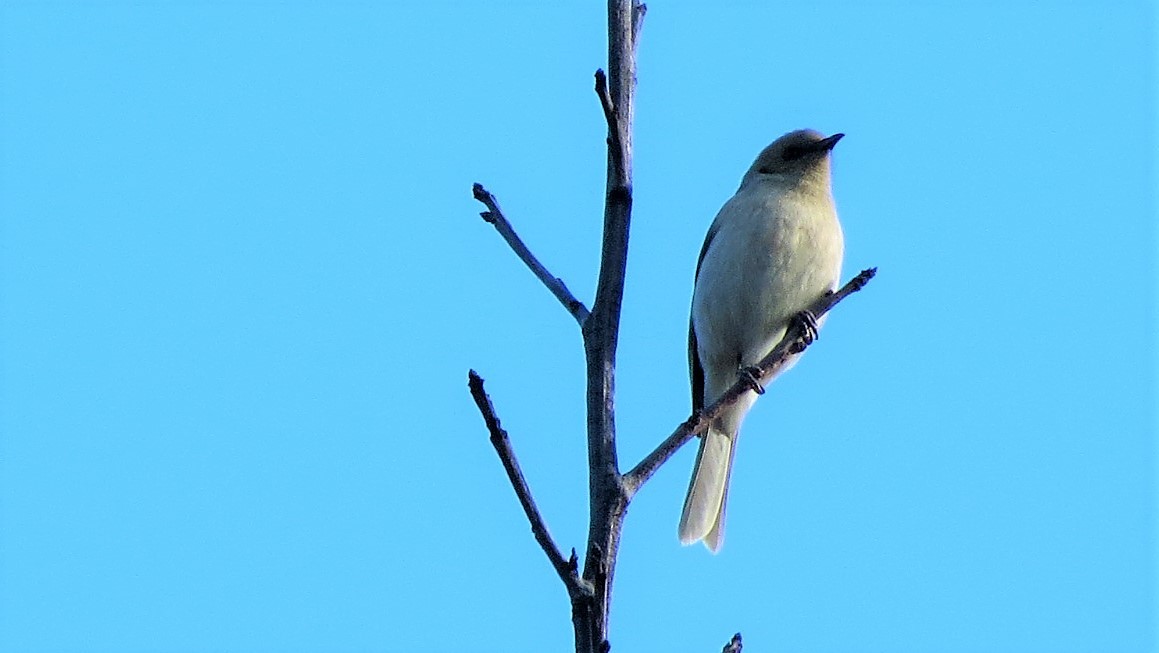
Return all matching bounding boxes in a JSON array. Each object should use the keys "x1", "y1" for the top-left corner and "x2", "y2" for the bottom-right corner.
[{"x1": 688, "y1": 220, "x2": 720, "y2": 413}]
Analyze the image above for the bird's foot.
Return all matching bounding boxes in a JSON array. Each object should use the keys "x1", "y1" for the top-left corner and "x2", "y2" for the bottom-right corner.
[
  {"x1": 791, "y1": 309, "x2": 819, "y2": 349},
  {"x1": 737, "y1": 366, "x2": 766, "y2": 395}
]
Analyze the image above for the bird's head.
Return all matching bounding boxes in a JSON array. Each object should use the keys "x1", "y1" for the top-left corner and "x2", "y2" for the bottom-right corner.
[{"x1": 742, "y1": 129, "x2": 843, "y2": 190}]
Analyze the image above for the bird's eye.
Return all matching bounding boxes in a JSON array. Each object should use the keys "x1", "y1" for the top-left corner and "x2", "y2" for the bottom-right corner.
[{"x1": 781, "y1": 145, "x2": 806, "y2": 161}]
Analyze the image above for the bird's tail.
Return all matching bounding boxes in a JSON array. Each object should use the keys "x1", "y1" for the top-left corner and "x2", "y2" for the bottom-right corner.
[{"x1": 678, "y1": 426, "x2": 736, "y2": 553}]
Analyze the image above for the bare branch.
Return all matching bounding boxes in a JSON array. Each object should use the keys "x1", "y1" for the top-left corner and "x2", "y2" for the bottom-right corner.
[
  {"x1": 622, "y1": 268, "x2": 878, "y2": 496},
  {"x1": 467, "y1": 370, "x2": 594, "y2": 599},
  {"x1": 722, "y1": 633, "x2": 743, "y2": 653},
  {"x1": 472, "y1": 183, "x2": 590, "y2": 325},
  {"x1": 570, "y1": 4, "x2": 642, "y2": 651}
]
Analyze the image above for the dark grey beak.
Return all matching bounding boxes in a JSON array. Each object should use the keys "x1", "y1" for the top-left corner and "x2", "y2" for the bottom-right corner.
[{"x1": 818, "y1": 133, "x2": 844, "y2": 151}]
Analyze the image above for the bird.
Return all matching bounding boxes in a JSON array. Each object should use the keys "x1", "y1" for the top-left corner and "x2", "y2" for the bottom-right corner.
[{"x1": 679, "y1": 129, "x2": 846, "y2": 552}]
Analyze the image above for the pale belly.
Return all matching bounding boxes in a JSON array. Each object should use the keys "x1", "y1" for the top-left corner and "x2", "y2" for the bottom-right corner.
[{"x1": 692, "y1": 191, "x2": 843, "y2": 399}]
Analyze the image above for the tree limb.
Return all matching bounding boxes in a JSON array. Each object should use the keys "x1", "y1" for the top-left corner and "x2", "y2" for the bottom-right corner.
[
  {"x1": 569, "y1": 4, "x2": 644, "y2": 651},
  {"x1": 622, "y1": 267, "x2": 878, "y2": 497},
  {"x1": 472, "y1": 183, "x2": 590, "y2": 325},
  {"x1": 467, "y1": 370, "x2": 594, "y2": 600}
]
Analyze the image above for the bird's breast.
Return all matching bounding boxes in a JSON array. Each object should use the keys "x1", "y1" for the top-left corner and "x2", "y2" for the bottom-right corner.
[{"x1": 692, "y1": 187, "x2": 844, "y2": 372}]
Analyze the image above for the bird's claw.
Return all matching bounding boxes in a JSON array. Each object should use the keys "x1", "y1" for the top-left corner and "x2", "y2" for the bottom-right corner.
[
  {"x1": 791, "y1": 309, "x2": 819, "y2": 346},
  {"x1": 738, "y1": 366, "x2": 766, "y2": 395}
]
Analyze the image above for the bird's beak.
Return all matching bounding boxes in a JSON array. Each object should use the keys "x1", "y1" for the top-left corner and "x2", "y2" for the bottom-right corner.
[{"x1": 818, "y1": 133, "x2": 844, "y2": 151}]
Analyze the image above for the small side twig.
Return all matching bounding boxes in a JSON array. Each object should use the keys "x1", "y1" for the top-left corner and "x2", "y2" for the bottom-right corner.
[
  {"x1": 622, "y1": 268, "x2": 877, "y2": 496},
  {"x1": 472, "y1": 183, "x2": 590, "y2": 325},
  {"x1": 631, "y1": 3, "x2": 647, "y2": 47},
  {"x1": 722, "y1": 633, "x2": 743, "y2": 653},
  {"x1": 467, "y1": 370, "x2": 594, "y2": 599},
  {"x1": 593, "y1": 70, "x2": 629, "y2": 182}
]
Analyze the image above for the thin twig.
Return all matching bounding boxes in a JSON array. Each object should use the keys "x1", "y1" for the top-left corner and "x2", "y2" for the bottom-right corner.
[
  {"x1": 467, "y1": 370, "x2": 594, "y2": 599},
  {"x1": 631, "y1": 3, "x2": 647, "y2": 47},
  {"x1": 593, "y1": 71, "x2": 628, "y2": 182},
  {"x1": 622, "y1": 268, "x2": 878, "y2": 496},
  {"x1": 722, "y1": 633, "x2": 743, "y2": 653},
  {"x1": 472, "y1": 183, "x2": 590, "y2": 325}
]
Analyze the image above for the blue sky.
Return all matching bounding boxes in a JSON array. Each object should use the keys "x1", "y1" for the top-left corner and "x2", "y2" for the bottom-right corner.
[{"x1": 1, "y1": 2, "x2": 1155, "y2": 652}]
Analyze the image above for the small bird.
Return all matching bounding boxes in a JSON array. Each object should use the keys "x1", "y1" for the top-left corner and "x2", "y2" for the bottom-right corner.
[{"x1": 679, "y1": 129, "x2": 846, "y2": 552}]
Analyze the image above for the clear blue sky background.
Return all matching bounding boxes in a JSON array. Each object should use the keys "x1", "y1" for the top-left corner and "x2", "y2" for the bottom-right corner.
[{"x1": 1, "y1": 2, "x2": 1155, "y2": 652}]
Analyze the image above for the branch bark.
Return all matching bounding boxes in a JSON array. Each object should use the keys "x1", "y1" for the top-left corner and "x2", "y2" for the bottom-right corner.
[
  {"x1": 625, "y1": 267, "x2": 876, "y2": 498},
  {"x1": 466, "y1": 371, "x2": 593, "y2": 601},
  {"x1": 472, "y1": 183, "x2": 590, "y2": 325},
  {"x1": 570, "y1": 3, "x2": 644, "y2": 652},
  {"x1": 622, "y1": 268, "x2": 877, "y2": 497}
]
